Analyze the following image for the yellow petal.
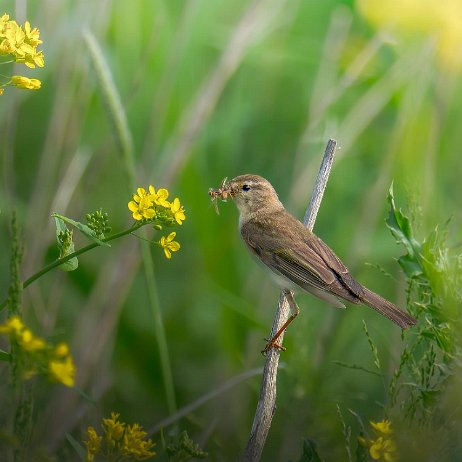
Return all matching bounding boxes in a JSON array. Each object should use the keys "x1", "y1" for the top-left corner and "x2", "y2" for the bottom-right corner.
[
  {"x1": 171, "y1": 198, "x2": 180, "y2": 213},
  {"x1": 143, "y1": 208, "x2": 156, "y2": 219},
  {"x1": 54, "y1": 342, "x2": 69, "y2": 357},
  {"x1": 128, "y1": 201, "x2": 138, "y2": 212},
  {"x1": 157, "y1": 188, "x2": 169, "y2": 198},
  {"x1": 371, "y1": 420, "x2": 392, "y2": 435},
  {"x1": 169, "y1": 241, "x2": 180, "y2": 252},
  {"x1": 175, "y1": 212, "x2": 185, "y2": 225},
  {"x1": 166, "y1": 232, "x2": 176, "y2": 242}
]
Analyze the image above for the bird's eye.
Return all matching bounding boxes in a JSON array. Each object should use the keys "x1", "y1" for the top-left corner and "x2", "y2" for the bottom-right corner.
[{"x1": 242, "y1": 184, "x2": 251, "y2": 192}]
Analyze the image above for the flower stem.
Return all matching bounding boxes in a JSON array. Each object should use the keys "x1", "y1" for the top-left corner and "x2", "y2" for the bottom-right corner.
[
  {"x1": 0, "y1": 223, "x2": 144, "y2": 312},
  {"x1": 140, "y1": 240, "x2": 177, "y2": 414}
]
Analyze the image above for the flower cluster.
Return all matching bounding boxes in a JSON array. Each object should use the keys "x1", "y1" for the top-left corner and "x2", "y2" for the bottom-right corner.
[
  {"x1": 358, "y1": 419, "x2": 397, "y2": 462},
  {"x1": 0, "y1": 316, "x2": 75, "y2": 387},
  {"x1": 84, "y1": 412, "x2": 156, "y2": 462},
  {"x1": 128, "y1": 185, "x2": 185, "y2": 259},
  {"x1": 128, "y1": 186, "x2": 185, "y2": 225},
  {"x1": 0, "y1": 14, "x2": 44, "y2": 95}
]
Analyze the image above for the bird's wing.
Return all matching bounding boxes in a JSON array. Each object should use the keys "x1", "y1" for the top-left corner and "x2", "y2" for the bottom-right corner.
[
  {"x1": 271, "y1": 247, "x2": 336, "y2": 292},
  {"x1": 241, "y1": 217, "x2": 362, "y2": 303},
  {"x1": 241, "y1": 220, "x2": 338, "y2": 291},
  {"x1": 271, "y1": 247, "x2": 360, "y2": 303},
  {"x1": 305, "y1": 234, "x2": 364, "y2": 298}
]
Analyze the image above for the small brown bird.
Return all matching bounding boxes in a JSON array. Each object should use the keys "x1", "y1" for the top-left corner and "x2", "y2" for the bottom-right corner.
[{"x1": 209, "y1": 174, "x2": 416, "y2": 352}]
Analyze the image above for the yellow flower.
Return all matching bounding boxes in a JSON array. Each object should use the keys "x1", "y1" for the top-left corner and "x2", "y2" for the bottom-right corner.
[
  {"x1": 20, "y1": 329, "x2": 46, "y2": 351},
  {"x1": 83, "y1": 413, "x2": 155, "y2": 461},
  {"x1": 148, "y1": 185, "x2": 170, "y2": 208},
  {"x1": 84, "y1": 426, "x2": 102, "y2": 462},
  {"x1": 0, "y1": 88, "x2": 4, "y2": 96},
  {"x1": 359, "y1": 419, "x2": 397, "y2": 462},
  {"x1": 11, "y1": 75, "x2": 41, "y2": 90},
  {"x1": 370, "y1": 420, "x2": 393, "y2": 436},
  {"x1": 170, "y1": 198, "x2": 186, "y2": 225},
  {"x1": 0, "y1": 19, "x2": 23, "y2": 55},
  {"x1": 103, "y1": 412, "x2": 125, "y2": 442},
  {"x1": 122, "y1": 423, "x2": 156, "y2": 459},
  {"x1": 23, "y1": 21, "x2": 42, "y2": 47},
  {"x1": 49, "y1": 356, "x2": 76, "y2": 387},
  {"x1": 0, "y1": 315, "x2": 24, "y2": 334},
  {"x1": 17, "y1": 49, "x2": 44, "y2": 68},
  {"x1": 128, "y1": 187, "x2": 156, "y2": 221},
  {"x1": 160, "y1": 232, "x2": 180, "y2": 259},
  {"x1": 0, "y1": 315, "x2": 76, "y2": 387},
  {"x1": 369, "y1": 436, "x2": 396, "y2": 461},
  {"x1": 54, "y1": 342, "x2": 70, "y2": 357},
  {"x1": 1, "y1": 13, "x2": 10, "y2": 25},
  {"x1": 0, "y1": 16, "x2": 44, "y2": 68}
]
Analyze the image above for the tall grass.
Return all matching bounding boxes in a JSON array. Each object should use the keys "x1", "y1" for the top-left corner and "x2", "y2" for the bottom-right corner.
[{"x1": 0, "y1": 1, "x2": 461, "y2": 460}]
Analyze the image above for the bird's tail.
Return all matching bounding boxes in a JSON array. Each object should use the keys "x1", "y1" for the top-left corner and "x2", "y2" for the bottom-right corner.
[{"x1": 360, "y1": 287, "x2": 416, "y2": 329}]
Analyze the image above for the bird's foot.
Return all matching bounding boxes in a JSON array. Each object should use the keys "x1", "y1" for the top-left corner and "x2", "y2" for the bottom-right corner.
[{"x1": 261, "y1": 338, "x2": 286, "y2": 355}]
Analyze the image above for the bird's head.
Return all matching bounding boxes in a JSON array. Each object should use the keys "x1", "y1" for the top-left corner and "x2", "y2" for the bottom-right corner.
[{"x1": 209, "y1": 174, "x2": 283, "y2": 219}]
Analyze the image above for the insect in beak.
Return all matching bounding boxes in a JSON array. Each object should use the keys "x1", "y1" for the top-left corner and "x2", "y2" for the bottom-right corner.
[{"x1": 208, "y1": 177, "x2": 230, "y2": 214}]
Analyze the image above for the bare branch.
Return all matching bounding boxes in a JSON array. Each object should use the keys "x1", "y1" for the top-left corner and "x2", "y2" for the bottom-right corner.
[{"x1": 240, "y1": 139, "x2": 337, "y2": 462}]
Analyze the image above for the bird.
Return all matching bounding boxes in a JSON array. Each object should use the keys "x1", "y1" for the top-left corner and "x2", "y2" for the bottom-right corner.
[{"x1": 209, "y1": 174, "x2": 416, "y2": 352}]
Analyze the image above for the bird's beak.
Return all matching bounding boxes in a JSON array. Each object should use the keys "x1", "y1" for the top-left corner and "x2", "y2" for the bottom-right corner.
[{"x1": 208, "y1": 177, "x2": 235, "y2": 201}]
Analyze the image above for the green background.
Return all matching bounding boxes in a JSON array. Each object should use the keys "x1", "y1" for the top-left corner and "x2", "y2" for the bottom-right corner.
[{"x1": 1, "y1": 0, "x2": 461, "y2": 460}]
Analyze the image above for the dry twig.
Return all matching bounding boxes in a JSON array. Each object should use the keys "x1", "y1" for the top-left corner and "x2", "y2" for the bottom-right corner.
[{"x1": 240, "y1": 139, "x2": 337, "y2": 462}]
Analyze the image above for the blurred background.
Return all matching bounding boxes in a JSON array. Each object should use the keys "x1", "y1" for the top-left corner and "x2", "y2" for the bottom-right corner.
[{"x1": 1, "y1": 0, "x2": 461, "y2": 460}]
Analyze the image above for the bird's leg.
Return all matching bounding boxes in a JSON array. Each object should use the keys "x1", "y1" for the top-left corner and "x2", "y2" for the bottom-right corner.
[{"x1": 262, "y1": 290, "x2": 300, "y2": 354}]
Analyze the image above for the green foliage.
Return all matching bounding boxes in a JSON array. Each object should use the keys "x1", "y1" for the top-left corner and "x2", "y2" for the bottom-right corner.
[
  {"x1": 291, "y1": 439, "x2": 323, "y2": 462},
  {"x1": 7, "y1": 212, "x2": 22, "y2": 315},
  {"x1": 165, "y1": 431, "x2": 207, "y2": 462},
  {"x1": 386, "y1": 183, "x2": 423, "y2": 278},
  {"x1": 86, "y1": 209, "x2": 112, "y2": 240},
  {"x1": 1, "y1": 1, "x2": 462, "y2": 461},
  {"x1": 338, "y1": 187, "x2": 462, "y2": 461},
  {"x1": 353, "y1": 437, "x2": 368, "y2": 462},
  {"x1": 386, "y1": 186, "x2": 459, "y2": 423},
  {"x1": 54, "y1": 217, "x2": 78, "y2": 271},
  {"x1": 362, "y1": 321, "x2": 382, "y2": 375},
  {"x1": 53, "y1": 213, "x2": 110, "y2": 248},
  {"x1": 336, "y1": 405, "x2": 352, "y2": 462},
  {"x1": 0, "y1": 347, "x2": 11, "y2": 362}
]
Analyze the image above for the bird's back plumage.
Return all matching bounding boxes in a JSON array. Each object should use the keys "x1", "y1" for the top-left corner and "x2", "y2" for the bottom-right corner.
[{"x1": 240, "y1": 207, "x2": 416, "y2": 329}]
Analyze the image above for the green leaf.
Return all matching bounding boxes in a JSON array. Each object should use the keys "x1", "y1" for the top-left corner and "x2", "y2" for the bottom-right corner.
[
  {"x1": 386, "y1": 184, "x2": 418, "y2": 251},
  {"x1": 386, "y1": 183, "x2": 422, "y2": 277},
  {"x1": 354, "y1": 433, "x2": 368, "y2": 462},
  {"x1": 0, "y1": 348, "x2": 11, "y2": 362},
  {"x1": 397, "y1": 254, "x2": 422, "y2": 278},
  {"x1": 332, "y1": 360, "x2": 382, "y2": 377},
  {"x1": 65, "y1": 432, "x2": 86, "y2": 460},
  {"x1": 291, "y1": 439, "x2": 323, "y2": 462},
  {"x1": 54, "y1": 217, "x2": 79, "y2": 271},
  {"x1": 52, "y1": 213, "x2": 110, "y2": 247}
]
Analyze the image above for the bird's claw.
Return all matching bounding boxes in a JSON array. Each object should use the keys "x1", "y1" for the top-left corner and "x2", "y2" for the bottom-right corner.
[{"x1": 261, "y1": 338, "x2": 286, "y2": 355}]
